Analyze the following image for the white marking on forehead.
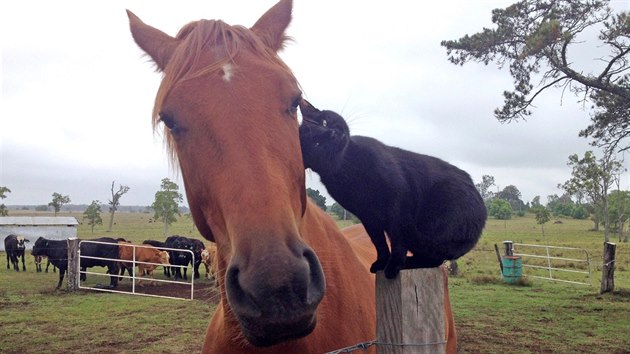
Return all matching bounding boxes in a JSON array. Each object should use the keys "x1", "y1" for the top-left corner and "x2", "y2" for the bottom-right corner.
[{"x1": 222, "y1": 63, "x2": 234, "y2": 82}]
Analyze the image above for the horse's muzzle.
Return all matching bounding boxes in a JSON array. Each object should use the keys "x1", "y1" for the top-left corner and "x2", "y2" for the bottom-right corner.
[{"x1": 225, "y1": 239, "x2": 325, "y2": 347}]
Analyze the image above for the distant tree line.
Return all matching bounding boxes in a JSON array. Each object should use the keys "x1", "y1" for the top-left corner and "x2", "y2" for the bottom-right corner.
[{"x1": 478, "y1": 149, "x2": 628, "y2": 243}]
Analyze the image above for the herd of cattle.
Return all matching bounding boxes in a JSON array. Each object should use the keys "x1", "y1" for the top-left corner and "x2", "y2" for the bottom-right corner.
[{"x1": 3, "y1": 234, "x2": 217, "y2": 289}]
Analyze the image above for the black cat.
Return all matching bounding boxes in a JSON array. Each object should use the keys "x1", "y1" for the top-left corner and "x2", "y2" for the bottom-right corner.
[{"x1": 299, "y1": 99, "x2": 486, "y2": 279}]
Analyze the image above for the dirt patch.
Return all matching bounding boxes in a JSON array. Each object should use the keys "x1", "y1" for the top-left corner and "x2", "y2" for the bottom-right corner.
[{"x1": 91, "y1": 277, "x2": 221, "y2": 303}]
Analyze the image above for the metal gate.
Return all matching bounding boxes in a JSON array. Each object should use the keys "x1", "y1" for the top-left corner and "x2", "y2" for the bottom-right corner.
[
  {"x1": 77, "y1": 240, "x2": 195, "y2": 300},
  {"x1": 509, "y1": 242, "x2": 592, "y2": 285}
]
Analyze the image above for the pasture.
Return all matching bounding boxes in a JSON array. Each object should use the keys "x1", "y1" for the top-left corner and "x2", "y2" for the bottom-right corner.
[{"x1": 1, "y1": 210, "x2": 629, "y2": 353}]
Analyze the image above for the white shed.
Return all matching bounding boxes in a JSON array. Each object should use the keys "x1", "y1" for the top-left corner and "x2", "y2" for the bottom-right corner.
[{"x1": 0, "y1": 216, "x2": 78, "y2": 251}]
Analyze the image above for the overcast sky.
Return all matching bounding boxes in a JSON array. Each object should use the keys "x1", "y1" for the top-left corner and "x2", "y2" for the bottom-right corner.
[{"x1": 1, "y1": 0, "x2": 629, "y2": 207}]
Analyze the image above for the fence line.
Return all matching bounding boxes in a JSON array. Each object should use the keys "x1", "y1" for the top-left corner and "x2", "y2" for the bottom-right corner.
[{"x1": 76, "y1": 240, "x2": 195, "y2": 300}]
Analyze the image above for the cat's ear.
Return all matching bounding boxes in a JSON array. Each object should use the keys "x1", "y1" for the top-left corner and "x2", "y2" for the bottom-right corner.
[{"x1": 299, "y1": 99, "x2": 320, "y2": 116}]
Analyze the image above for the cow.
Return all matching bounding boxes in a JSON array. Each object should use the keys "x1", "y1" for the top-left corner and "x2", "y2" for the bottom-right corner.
[
  {"x1": 164, "y1": 235, "x2": 195, "y2": 280},
  {"x1": 79, "y1": 237, "x2": 120, "y2": 288},
  {"x1": 118, "y1": 242, "x2": 170, "y2": 282},
  {"x1": 4, "y1": 235, "x2": 29, "y2": 271},
  {"x1": 31, "y1": 237, "x2": 69, "y2": 289},
  {"x1": 33, "y1": 254, "x2": 56, "y2": 273},
  {"x1": 200, "y1": 243, "x2": 218, "y2": 280},
  {"x1": 190, "y1": 238, "x2": 205, "y2": 279},
  {"x1": 142, "y1": 239, "x2": 170, "y2": 277}
]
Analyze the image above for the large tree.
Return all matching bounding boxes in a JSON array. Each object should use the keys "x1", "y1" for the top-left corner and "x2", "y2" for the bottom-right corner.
[
  {"x1": 488, "y1": 198, "x2": 513, "y2": 220},
  {"x1": 48, "y1": 192, "x2": 70, "y2": 216},
  {"x1": 151, "y1": 178, "x2": 183, "y2": 236},
  {"x1": 496, "y1": 185, "x2": 525, "y2": 213},
  {"x1": 0, "y1": 186, "x2": 11, "y2": 216},
  {"x1": 561, "y1": 151, "x2": 624, "y2": 240},
  {"x1": 442, "y1": 0, "x2": 630, "y2": 152},
  {"x1": 107, "y1": 181, "x2": 130, "y2": 232}
]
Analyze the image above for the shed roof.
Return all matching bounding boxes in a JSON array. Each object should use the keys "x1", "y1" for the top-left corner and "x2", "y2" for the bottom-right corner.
[{"x1": 0, "y1": 216, "x2": 79, "y2": 226}]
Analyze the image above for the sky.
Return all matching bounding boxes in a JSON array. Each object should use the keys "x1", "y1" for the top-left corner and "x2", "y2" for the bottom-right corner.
[{"x1": 1, "y1": 0, "x2": 629, "y2": 208}]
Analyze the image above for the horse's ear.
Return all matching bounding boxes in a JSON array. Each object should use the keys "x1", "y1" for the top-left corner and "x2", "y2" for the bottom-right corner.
[
  {"x1": 250, "y1": 0, "x2": 292, "y2": 52},
  {"x1": 127, "y1": 10, "x2": 180, "y2": 71},
  {"x1": 299, "y1": 99, "x2": 320, "y2": 116}
]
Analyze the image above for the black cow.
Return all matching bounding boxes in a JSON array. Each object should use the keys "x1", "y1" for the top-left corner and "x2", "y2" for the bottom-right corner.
[
  {"x1": 164, "y1": 235, "x2": 195, "y2": 280},
  {"x1": 190, "y1": 239, "x2": 205, "y2": 279},
  {"x1": 31, "y1": 237, "x2": 69, "y2": 289},
  {"x1": 79, "y1": 237, "x2": 120, "y2": 288},
  {"x1": 4, "y1": 235, "x2": 29, "y2": 271},
  {"x1": 31, "y1": 237, "x2": 120, "y2": 289}
]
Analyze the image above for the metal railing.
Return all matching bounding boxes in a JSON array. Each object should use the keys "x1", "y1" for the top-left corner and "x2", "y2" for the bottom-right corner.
[
  {"x1": 507, "y1": 242, "x2": 592, "y2": 285},
  {"x1": 77, "y1": 240, "x2": 195, "y2": 300}
]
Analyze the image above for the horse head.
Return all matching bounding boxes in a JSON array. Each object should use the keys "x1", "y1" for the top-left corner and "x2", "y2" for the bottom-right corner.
[{"x1": 128, "y1": 0, "x2": 326, "y2": 347}]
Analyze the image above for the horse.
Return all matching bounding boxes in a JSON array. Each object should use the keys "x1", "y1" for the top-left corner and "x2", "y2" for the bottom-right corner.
[{"x1": 127, "y1": 1, "x2": 456, "y2": 352}]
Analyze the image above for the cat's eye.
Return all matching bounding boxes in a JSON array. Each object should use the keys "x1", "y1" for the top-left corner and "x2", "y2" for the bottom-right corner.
[{"x1": 322, "y1": 119, "x2": 327, "y2": 127}]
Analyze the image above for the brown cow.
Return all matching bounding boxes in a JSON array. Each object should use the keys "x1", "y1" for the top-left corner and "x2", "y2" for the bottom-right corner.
[
  {"x1": 200, "y1": 244, "x2": 218, "y2": 280},
  {"x1": 118, "y1": 242, "x2": 170, "y2": 285}
]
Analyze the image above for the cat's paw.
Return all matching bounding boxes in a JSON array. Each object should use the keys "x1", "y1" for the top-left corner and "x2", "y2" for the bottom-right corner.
[
  {"x1": 384, "y1": 264, "x2": 400, "y2": 279},
  {"x1": 369, "y1": 258, "x2": 388, "y2": 273}
]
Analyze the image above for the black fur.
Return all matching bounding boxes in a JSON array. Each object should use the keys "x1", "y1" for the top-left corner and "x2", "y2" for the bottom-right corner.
[{"x1": 299, "y1": 100, "x2": 486, "y2": 278}]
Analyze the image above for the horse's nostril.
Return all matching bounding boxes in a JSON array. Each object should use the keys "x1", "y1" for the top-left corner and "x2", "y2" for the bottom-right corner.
[
  {"x1": 302, "y1": 248, "x2": 325, "y2": 305},
  {"x1": 226, "y1": 265, "x2": 262, "y2": 318}
]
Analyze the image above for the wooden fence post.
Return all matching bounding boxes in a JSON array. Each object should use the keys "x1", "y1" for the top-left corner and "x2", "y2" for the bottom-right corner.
[
  {"x1": 376, "y1": 268, "x2": 446, "y2": 354},
  {"x1": 600, "y1": 242, "x2": 616, "y2": 294},
  {"x1": 67, "y1": 238, "x2": 79, "y2": 291}
]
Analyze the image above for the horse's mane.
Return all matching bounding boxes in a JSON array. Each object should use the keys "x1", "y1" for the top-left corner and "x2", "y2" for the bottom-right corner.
[{"x1": 152, "y1": 19, "x2": 295, "y2": 165}]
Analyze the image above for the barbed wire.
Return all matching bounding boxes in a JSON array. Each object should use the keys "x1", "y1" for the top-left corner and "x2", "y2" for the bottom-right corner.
[{"x1": 325, "y1": 339, "x2": 447, "y2": 354}]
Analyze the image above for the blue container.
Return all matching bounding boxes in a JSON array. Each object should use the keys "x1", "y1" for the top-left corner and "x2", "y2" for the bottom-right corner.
[{"x1": 502, "y1": 256, "x2": 522, "y2": 284}]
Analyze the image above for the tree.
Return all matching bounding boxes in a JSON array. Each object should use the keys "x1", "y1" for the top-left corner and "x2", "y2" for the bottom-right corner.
[
  {"x1": 83, "y1": 200, "x2": 103, "y2": 233},
  {"x1": 496, "y1": 185, "x2": 525, "y2": 213},
  {"x1": 107, "y1": 181, "x2": 130, "y2": 232},
  {"x1": 531, "y1": 195, "x2": 542, "y2": 209},
  {"x1": 0, "y1": 186, "x2": 11, "y2": 216},
  {"x1": 442, "y1": 1, "x2": 630, "y2": 152},
  {"x1": 608, "y1": 190, "x2": 630, "y2": 242},
  {"x1": 475, "y1": 175, "x2": 496, "y2": 202},
  {"x1": 151, "y1": 178, "x2": 183, "y2": 236},
  {"x1": 488, "y1": 199, "x2": 513, "y2": 220},
  {"x1": 533, "y1": 206, "x2": 551, "y2": 237},
  {"x1": 561, "y1": 151, "x2": 623, "y2": 241},
  {"x1": 48, "y1": 193, "x2": 71, "y2": 216},
  {"x1": 546, "y1": 193, "x2": 577, "y2": 217},
  {"x1": 306, "y1": 188, "x2": 327, "y2": 211}
]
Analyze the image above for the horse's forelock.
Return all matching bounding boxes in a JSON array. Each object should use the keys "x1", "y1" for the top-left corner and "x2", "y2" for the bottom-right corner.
[{"x1": 151, "y1": 19, "x2": 295, "y2": 167}]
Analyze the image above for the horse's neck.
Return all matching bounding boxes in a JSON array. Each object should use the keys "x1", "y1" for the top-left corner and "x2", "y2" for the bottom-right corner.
[{"x1": 300, "y1": 201, "x2": 375, "y2": 294}]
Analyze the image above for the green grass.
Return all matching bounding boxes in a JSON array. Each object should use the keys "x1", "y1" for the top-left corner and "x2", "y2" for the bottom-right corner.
[{"x1": 1, "y1": 211, "x2": 629, "y2": 353}]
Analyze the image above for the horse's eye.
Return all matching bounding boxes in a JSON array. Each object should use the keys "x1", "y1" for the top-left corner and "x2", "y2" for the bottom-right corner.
[
  {"x1": 159, "y1": 113, "x2": 179, "y2": 133},
  {"x1": 288, "y1": 95, "x2": 301, "y2": 116},
  {"x1": 322, "y1": 119, "x2": 327, "y2": 127}
]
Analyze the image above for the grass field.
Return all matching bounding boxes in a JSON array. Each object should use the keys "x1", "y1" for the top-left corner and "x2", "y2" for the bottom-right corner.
[{"x1": 1, "y1": 210, "x2": 629, "y2": 353}]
